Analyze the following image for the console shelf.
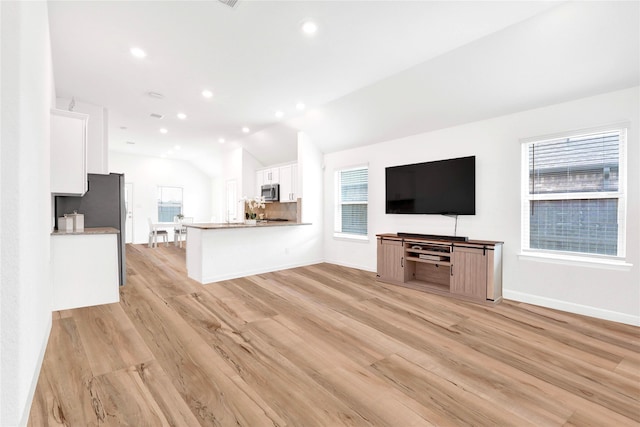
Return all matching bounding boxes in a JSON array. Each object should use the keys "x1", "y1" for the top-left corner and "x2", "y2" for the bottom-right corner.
[
  {"x1": 376, "y1": 233, "x2": 503, "y2": 304},
  {"x1": 405, "y1": 256, "x2": 452, "y2": 267}
]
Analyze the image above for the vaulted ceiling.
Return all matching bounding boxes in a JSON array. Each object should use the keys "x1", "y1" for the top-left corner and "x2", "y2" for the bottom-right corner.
[{"x1": 48, "y1": 1, "x2": 639, "y2": 176}]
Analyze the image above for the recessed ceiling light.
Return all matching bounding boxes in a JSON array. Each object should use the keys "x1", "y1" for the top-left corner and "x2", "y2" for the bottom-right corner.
[
  {"x1": 174, "y1": 145, "x2": 181, "y2": 150},
  {"x1": 301, "y1": 21, "x2": 318, "y2": 35},
  {"x1": 242, "y1": 127, "x2": 250, "y2": 133},
  {"x1": 296, "y1": 102, "x2": 306, "y2": 110},
  {"x1": 167, "y1": 150, "x2": 174, "y2": 155},
  {"x1": 202, "y1": 89, "x2": 213, "y2": 98},
  {"x1": 130, "y1": 47, "x2": 147, "y2": 58},
  {"x1": 275, "y1": 110, "x2": 284, "y2": 119},
  {"x1": 177, "y1": 113, "x2": 187, "y2": 120},
  {"x1": 161, "y1": 154, "x2": 167, "y2": 158},
  {"x1": 218, "y1": 138, "x2": 226, "y2": 144},
  {"x1": 160, "y1": 128, "x2": 168, "y2": 134}
]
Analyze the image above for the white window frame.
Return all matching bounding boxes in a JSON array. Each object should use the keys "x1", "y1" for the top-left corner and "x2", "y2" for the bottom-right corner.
[
  {"x1": 334, "y1": 165, "x2": 369, "y2": 240},
  {"x1": 520, "y1": 125, "x2": 628, "y2": 265},
  {"x1": 157, "y1": 186, "x2": 184, "y2": 222}
]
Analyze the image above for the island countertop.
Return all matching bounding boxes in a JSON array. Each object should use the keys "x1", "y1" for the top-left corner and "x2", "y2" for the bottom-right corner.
[{"x1": 185, "y1": 221, "x2": 310, "y2": 230}]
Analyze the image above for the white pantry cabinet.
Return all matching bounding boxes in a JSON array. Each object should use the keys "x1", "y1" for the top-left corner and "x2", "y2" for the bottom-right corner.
[{"x1": 50, "y1": 108, "x2": 89, "y2": 195}]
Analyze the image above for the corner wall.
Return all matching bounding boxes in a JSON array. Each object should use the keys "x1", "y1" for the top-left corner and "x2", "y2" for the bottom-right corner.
[
  {"x1": 1, "y1": 2, "x2": 55, "y2": 424},
  {"x1": 323, "y1": 87, "x2": 639, "y2": 325},
  {"x1": 298, "y1": 132, "x2": 324, "y2": 261}
]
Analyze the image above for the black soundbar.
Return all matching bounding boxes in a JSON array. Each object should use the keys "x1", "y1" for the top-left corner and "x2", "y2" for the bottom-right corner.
[{"x1": 397, "y1": 232, "x2": 468, "y2": 242}]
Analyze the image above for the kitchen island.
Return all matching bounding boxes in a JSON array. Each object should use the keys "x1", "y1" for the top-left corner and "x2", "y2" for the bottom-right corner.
[{"x1": 185, "y1": 221, "x2": 319, "y2": 284}]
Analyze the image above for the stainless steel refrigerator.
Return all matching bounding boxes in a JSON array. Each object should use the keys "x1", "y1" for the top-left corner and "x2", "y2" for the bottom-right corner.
[{"x1": 55, "y1": 173, "x2": 126, "y2": 286}]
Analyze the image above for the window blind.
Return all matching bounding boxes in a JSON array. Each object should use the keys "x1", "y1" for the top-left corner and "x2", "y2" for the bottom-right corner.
[
  {"x1": 523, "y1": 129, "x2": 625, "y2": 258},
  {"x1": 158, "y1": 186, "x2": 183, "y2": 222},
  {"x1": 337, "y1": 167, "x2": 368, "y2": 236},
  {"x1": 529, "y1": 132, "x2": 620, "y2": 194}
]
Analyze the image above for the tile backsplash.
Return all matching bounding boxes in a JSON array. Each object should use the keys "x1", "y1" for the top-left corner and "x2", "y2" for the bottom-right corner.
[{"x1": 264, "y1": 199, "x2": 301, "y2": 221}]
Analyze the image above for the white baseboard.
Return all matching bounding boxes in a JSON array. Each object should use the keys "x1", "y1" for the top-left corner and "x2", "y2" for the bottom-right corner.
[
  {"x1": 323, "y1": 259, "x2": 376, "y2": 273},
  {"x1": 503, "y1": 289, "x2": 640, "y2": 326},
  {"x1": 18, "y1": 314, "x2": 52, "y2": 427}
]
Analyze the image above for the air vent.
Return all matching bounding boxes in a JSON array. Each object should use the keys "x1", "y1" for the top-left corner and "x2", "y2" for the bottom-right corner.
[
  {"x1": 150, "y1": 113, "x2": 164, "y2": 119},
  {"x1": 148, "y1": 91, "x2": 164, "y2": 99},
  {"x1": 125, "y1": 141, "x2": 135, "y2": 145},
  {"x1": 218, "y1": 0, "x2": 239, "y2": 8}
]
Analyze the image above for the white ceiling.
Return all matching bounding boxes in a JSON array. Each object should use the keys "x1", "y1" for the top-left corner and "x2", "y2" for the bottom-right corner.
[{"x1": 48, "y1": 1, "x2": 639, "y2": 176}]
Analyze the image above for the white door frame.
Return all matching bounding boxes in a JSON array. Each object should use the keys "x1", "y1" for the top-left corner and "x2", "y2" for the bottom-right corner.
[{"x1": 125, "y1": 182, "x2": 134, "y2": 244}]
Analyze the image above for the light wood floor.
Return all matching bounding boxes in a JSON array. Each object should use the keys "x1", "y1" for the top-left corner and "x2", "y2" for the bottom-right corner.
[{"x1": 28, "y1": 244, "x2": 639, "y2": 426}]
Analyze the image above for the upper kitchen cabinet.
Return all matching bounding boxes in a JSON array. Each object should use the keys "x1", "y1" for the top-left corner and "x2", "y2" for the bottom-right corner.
[
  {"x1": 255, "y1": 166, "x2": 281, "y2": 195},
  {"x1": 255, "y1": 163, "x2": 298, "y2": 202},
  {"x1": 56, "y1": 98, "x2": 109, "y2": 174},
  {"x1": 279, "y1": 163, "x2": 298, "y2": 203},
  {"x1": 51, "y1": 108, "x2": 89, "y2": 196},
  {"x1": 263, "y1": 167, "x2": 280, "y2": 185}
]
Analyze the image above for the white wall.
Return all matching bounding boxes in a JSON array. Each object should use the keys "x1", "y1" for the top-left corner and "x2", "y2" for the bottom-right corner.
[
  {"x1": 110, "y1": 152, "x2": 213, "y2": 244},
  {"x1": 221, "y1": 148, "x2": 243, "y2": 222},
  {"x1": 298, "y1": 132, "x2": 324, "y2": 261},
  {"x1": 323, "y1": 87, "x2": 639, "y2": 325},
  {"x1": 242, "y1": 149, "x2": 262, "y2": 199},
  {"x1": 210, "y1": 176, "x2": 223, "y2": 223},
  {"x1": 0, "y1": 2, "x2": 55, "y2": 425}
]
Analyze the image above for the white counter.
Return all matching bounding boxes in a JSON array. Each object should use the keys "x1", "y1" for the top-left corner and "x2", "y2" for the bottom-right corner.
[
  {"x1": 51, "y1": 227, "x2": 119, "y2": 310},
  {"x1": 185, "y1": 222, "x2": 320, "y2": 283}
]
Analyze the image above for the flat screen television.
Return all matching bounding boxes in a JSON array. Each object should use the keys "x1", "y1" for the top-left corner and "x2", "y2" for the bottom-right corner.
[{"x1": 385, "y1": 156, "x2": 475, "y2": 215}]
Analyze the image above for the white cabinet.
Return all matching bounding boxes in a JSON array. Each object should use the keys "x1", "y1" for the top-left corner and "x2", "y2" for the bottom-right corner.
[
  {"x1": 279, "y1": 163, "x2": 298, "y2": 202},
  {"x1": 51, "y1": 231, "x2": 120, "y2": 310},
  {"x1": 263, "y1": 167, "x2": 279, "y2": 184},
  {"x1": 255, "y1": 166, "x2": 282, "y2": 194},
  {"x1": 255, "y1": 163, "x2": 298, "y2": 201},
  {"x1": 56, "y1": 98, "x2": 109, "y2": 174},
  {"x1": 51, "y1": 109, "x2": 89, "y2": 195}
]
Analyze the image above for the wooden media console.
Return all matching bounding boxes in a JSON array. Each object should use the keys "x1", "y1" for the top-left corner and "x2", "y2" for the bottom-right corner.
[{"x1": 376, "y1": 233, "x2": 503, "y2": 304}]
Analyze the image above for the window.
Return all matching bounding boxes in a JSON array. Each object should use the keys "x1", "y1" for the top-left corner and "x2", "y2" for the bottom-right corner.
[
  {"x1": 158, "y1": 186, "x2": 183, "y2": 222},
  {"x1": 521, "y1": 128, "x2": 626, "y2": 259},
  {"x1": 335, "y1": 166, "x2": 368, "y2": 237}
]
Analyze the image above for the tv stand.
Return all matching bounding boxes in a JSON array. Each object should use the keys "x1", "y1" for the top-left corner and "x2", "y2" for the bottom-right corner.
[
  {"x1": 397, "y1": 232, "x2": 468, "y2": 242},
  {"x1": 376, "y1": 233, "x2": 503, "y2": 304}
]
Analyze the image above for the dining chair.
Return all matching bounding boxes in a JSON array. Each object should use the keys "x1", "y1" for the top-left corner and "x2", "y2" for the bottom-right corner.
[
  {"x1": 174, "y1": 216, "x2": 193, "y2": 248},
  {"x1": 148, "y1": 217, "x2": 168, "y2": 248}
]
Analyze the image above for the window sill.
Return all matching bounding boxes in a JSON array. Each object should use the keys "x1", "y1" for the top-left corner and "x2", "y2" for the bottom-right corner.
[
  {"x1": 333, "y1": 233, "x2": 369, "y2": 242},
  {"x1": 518, "y1": 251, "x2": 633, "y2": 271}
]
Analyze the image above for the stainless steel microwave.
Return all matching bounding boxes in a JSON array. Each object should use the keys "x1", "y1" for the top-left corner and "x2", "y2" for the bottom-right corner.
[{"x1": 261, "y1": 184, "x2": 279, "y2": 202}]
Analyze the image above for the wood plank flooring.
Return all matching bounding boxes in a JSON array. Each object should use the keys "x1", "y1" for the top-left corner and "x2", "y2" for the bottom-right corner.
[{"x1": 28, "y1": 244, "x2": 640, "y2": 426}]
